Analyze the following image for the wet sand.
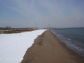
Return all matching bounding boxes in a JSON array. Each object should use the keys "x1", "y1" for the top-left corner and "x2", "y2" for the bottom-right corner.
[{"x1": 21, "y1": 31, "x2": 84, "y2": 63}]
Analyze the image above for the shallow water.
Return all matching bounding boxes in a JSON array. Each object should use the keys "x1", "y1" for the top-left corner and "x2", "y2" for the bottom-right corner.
[{"x1": 51, "y1": 28, "x2": 84, "y2": 57}]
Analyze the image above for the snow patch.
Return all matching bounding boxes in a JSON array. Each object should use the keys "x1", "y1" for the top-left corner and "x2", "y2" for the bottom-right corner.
[{"x1": 0, "y1": 29, "x2": 46, "y2": 63}]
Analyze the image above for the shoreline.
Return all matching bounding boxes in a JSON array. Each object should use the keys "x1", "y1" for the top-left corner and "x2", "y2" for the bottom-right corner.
[
  {"x1": 51, "y1": 30, "x2": 84, "y2": 58},
  {"x1": 21, "y1": 30, "x2": 84, "y2": 63}
]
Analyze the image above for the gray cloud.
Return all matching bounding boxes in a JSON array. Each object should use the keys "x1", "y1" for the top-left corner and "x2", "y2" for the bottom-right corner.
[{"x1": 0, "y1": 0, "x2": 84, "y2": 28}]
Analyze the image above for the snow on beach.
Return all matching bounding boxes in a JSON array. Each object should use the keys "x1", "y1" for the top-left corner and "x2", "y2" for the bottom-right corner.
[{"x1": 0, "y1": 29, "x2": 46, "y2": 63}]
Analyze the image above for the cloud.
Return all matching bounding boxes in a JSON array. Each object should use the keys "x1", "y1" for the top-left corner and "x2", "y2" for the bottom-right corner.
[{"x1": 0, "y1": 0, "x2": 84, "y2": 28}]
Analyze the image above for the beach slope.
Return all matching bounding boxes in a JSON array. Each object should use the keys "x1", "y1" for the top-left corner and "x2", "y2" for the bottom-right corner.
[{"x1": 21, "y1": 31, "x2": 84, "y2": 63}]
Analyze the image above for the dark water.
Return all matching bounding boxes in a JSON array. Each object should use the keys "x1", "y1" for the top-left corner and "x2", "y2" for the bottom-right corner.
[{"x1": 51, "y1": 28, "x2": 84, "y2": 57}]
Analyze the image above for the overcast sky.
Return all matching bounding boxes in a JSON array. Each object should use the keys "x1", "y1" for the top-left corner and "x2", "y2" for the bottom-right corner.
[{"x1": 0, "y1": 0, "x2": 84, "y2": 28}]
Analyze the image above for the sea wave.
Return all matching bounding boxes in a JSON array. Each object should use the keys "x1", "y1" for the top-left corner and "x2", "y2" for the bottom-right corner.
[{"x1": 53, "y1": 32, "x2": 84, "y2": 57}]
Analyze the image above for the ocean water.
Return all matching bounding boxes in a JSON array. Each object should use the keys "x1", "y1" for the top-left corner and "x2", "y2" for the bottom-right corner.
[{"x1": 51, "y1": 28, "x2": 84, "y2": 57}]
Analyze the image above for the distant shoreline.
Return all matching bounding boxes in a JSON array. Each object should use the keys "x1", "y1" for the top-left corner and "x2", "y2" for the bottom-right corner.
[{"x1": 0, "y1": 28, "x2": 36, "y2": 34}]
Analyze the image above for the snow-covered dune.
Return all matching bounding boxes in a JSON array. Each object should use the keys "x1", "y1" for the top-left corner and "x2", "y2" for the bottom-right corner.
[{"x1": 0, "y1": 29, "x2": 46, "y2": 63}]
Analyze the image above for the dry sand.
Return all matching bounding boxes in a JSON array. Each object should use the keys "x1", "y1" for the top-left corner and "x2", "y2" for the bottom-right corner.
[{"x1": 21, "y1": 31, "x2": 84, "y2": 63}]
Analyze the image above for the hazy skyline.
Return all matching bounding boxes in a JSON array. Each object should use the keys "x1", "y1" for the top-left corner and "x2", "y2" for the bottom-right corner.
[{"x1": 0, "y1": 0, "x2": 84, "y2": 28}]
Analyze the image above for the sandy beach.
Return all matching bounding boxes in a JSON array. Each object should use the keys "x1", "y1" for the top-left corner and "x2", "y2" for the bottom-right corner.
[{"x1": 21, "y1": 31, "x2": 84, "y2": 63}]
